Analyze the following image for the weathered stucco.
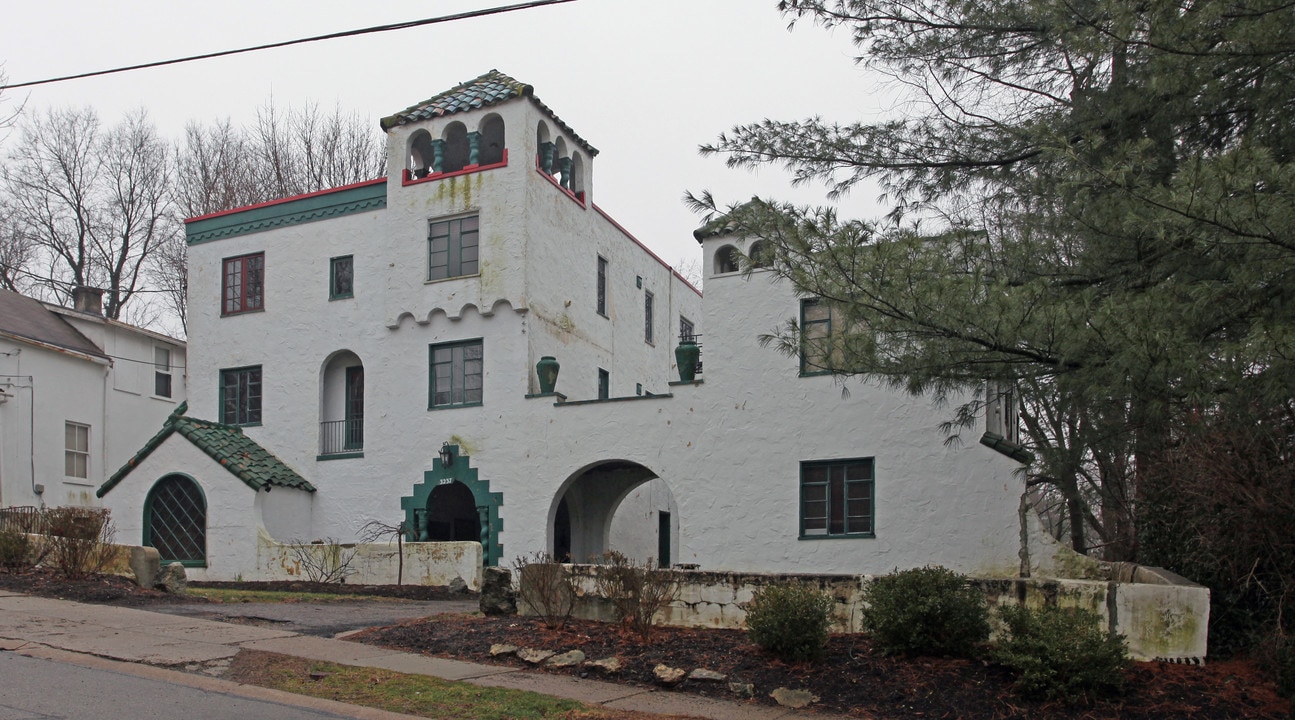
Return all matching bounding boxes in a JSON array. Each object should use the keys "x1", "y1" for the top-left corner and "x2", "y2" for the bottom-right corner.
[{"x1": 255, "y1": 535, "x2": 482, "y2": 589}]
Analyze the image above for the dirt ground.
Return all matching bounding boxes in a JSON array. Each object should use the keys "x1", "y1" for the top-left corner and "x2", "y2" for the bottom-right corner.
[{"x1": 2, "y1": 568, "x2": 1290, "y2": 720}]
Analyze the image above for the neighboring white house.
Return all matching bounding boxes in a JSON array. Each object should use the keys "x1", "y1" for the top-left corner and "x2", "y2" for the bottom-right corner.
[
  {"x1": 0, "y1": 287, "x2": 186, "y2": 510},
  {"x1": 97, "y1": 70, "x2": 1024, "y2": 582}
]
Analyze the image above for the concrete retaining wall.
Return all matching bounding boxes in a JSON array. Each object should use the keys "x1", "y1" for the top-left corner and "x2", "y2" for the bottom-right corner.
[
  {"x1": 525, "y1": 565, "x2": 1209, "y2": 662},
  {"x1": 254, "y1": 534, "x2": 483, "y2": 590}
]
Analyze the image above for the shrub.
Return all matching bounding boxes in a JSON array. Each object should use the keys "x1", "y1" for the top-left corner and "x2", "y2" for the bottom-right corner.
[
  {"x1": 289, "y1": 538, "x2": 357, "y2": 583},
  {"x1": 593, "y1": 550, "x2": 680, "y2": 641},
  {"x1": 43, "y1": 507, "x2": 117, "y2": 579},
  {"x1": 513, "y1": 551, "x2": 575, "y2": 629},
  {"x1": 993, "y1": 604, "x2": 1130, "y2": 701},
  {"x1": 744, "y1": 581, "x2": 834, "y2": 661},
  {"x1": 0, "y1": 526, "x2": 31, "y2": 568},
  {"x1": 861, "y1": 565, "x2": 989, "y2": 657}
]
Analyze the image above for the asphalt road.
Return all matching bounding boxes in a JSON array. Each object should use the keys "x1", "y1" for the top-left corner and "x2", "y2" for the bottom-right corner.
[
  {"x1": 148, "y1": 598, "x2": 478, "y2": 637},
  {"x1": 0, "y1": 652, "x2": 360, "y2": 720}
]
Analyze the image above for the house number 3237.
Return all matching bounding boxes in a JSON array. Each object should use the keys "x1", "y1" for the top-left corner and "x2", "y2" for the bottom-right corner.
[{"x1": 438, "y1": 478, "x2": 454, "y2": 485}]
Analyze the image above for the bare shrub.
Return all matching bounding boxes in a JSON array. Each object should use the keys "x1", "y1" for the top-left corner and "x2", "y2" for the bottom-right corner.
[
  {"x1": 513, "y1": 551, "x2": 575, "y2": 629},
  {"x1": 289, "y1": 538, "x2": 357, "y2": 583},
  {"x1": 594, "y1": 550, "x2": 680, "y2": 641},
  {"x1": 359, "y1": 519, "x2": 407, "y2": 585},
  {"x1": 44, "y1": 507, "x2": 117, "y2": 579}
]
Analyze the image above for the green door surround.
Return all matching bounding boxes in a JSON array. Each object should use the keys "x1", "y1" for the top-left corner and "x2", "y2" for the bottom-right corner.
[{"x1": 400, "y1": 445, "x2": 503, "y2": 567}]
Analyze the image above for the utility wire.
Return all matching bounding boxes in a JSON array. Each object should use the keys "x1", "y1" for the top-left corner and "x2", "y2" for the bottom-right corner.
[{"x1": 0, "y1": 0, "x2": 576, "y2": 91}]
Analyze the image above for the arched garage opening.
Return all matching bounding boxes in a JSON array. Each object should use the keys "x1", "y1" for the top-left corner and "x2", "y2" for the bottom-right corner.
[{"x1": 550, "y1": 461, "x2": 678, "y2": 566}]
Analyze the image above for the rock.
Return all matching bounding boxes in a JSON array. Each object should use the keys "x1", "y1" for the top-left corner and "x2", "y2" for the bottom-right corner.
[
  {"x1": 447, "y1": 576, "x2": 468, "y2": 594},
  {"x1": 480, "y1": 567, "x2": 516, "y2": 615},
  {"x1": 128, "y1": 546, "x2": 160, "y2": 589},
  {"x1": 729, "y1": 682, "x2": 755, "y2": 697},
  {"x1": 653, "y1": 664, "x2": 686, "y2": 685},
  {"x1": 489, "y1": 644, "x2": 517, "y2": 657},
  {"x1": 154, "y1": 562, "x2": 187, "y2": 594},
  {"x1": 545, "y1": 650, "x2": 585, "y2": 668},
  {"x1": 517, "y1": 648, "x2": 555, "y2": 664},
  {"x1": 688, "y1": 668, "x2": 727, "y2": 682},
  {"x1": 587, "y1": 657, "x2": 622, "y2": 674},
  {"x1": 770, "y1": 688, "x2": 819, "y2": 708}
]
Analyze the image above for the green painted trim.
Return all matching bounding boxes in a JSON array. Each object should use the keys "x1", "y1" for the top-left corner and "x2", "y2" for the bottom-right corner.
[
  {"x1": 317, "y1": 452, "x2": 364, "y2": 461},
  {"x1": 329, "y1": 255, "x2": 354, "y2": 300},
  {"x1": 427, "y1": 402, "x2": 483, "y2": 411},
  {"x1": 400, "y1": 445, "x2": 504, "y2": 567},
  {"x1": 143, "y1": 473, "x2": 209, "y2": 566},
  {"x1": 186, "y1": 181, "x2": 387, "y2": 245},
  {"x1": 798, "y1": 457, "x2": 876, "y2": 540},
  {"x1": 667, "y1": 379, "x2": 704, "y2": 387},
  {"x1": 218, "y1": 365, "x2": 262, "y2": 426}
]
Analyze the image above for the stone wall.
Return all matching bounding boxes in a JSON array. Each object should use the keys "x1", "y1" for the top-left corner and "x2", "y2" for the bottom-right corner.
[
  {"x1": 523, "y1": 565, "x2": 1209, "y2": 662},
  {"x1": 255, "y1": 536, "x2": 483, "y2": 590}
]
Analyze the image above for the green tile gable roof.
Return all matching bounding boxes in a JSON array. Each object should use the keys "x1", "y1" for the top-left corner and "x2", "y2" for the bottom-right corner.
[
  {"x1": 381, "y1": 69, "x2": 598, "y2": 156},
  {"x1": 98, "y1": 402, "x2": 315, "y2": 498}
]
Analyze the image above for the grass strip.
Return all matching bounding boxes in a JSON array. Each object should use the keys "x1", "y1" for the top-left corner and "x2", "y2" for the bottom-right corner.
[
  {"x1": 192, "y1": 588, "x2": 410, "y2": 604},
  {"x1": 226, "y1": 650, "x2": 610, "y2": 719}
]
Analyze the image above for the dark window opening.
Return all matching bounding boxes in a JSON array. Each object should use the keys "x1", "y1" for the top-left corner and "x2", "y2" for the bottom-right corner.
[
  {"x1": 221, "y1": 366, "x2": 262, "y2": 425},
  {"x1": 222, "y1": 253, "x2": 264, "y2": 315},
  {"x1": 430, "y1": 340, "x2": 483, "y2": 408},
  {"x1": 330, "y1": 255, "x2": 354, "y2": 299},
  {"x1": 800, "y1": 459, "x2": 874, "y2": 538},
  {"x1": 428, "y1": 215, "x2": 479, "y2": 280}
]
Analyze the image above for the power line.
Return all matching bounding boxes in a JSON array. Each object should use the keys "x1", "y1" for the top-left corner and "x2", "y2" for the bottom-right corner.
[{"x1": 0, "y1": 0, "x2": 576, "y2": 91}]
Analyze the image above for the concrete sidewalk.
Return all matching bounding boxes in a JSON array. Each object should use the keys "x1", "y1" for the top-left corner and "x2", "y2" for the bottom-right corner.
[{"x1": 0, "y1": 589, "x2": 843, "y2": 720}]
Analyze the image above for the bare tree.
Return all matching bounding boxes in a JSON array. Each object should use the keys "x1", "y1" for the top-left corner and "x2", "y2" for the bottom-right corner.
[
  {"x1": 172, "y1": 118, "x2": 258, "y2": 218},
  {"x1": 1, "y1": 107, "x2": 177, "y2": 319},
  {"x1": 0, "y1": 201, "x2": 34, "y2": 291},
  {"x1": 246, "y1": 100, "x2": 385, "y2": 200}
]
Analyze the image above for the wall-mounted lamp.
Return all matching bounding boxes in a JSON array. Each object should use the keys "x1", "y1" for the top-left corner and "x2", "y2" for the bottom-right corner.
[{"x1": 439, "y1": 442, "x2": 454, "y2": 468}]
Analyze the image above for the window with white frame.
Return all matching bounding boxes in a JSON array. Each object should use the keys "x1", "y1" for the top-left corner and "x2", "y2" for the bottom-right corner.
[
  {"x1": 428, "y1": 215, "x2": 479, "y2": 281},
  {"x1": 65, "y1": 422, "x2": 90, "y2": 479},
  {"x1": 154, "y1": 346, "x2": 172, "y2": 398},
  {"x1": 800, "y1": 458, "x2": 874, "y2": 538}
]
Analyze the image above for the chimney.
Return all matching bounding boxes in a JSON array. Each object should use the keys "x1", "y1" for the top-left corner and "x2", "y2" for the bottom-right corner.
[{"x1": 72, "y1": 286, "x2": 104, "y2": 316}]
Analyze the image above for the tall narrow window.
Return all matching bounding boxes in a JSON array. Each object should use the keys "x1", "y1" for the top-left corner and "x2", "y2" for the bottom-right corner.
[
  {"x1": 428, "y1": 215, "x2": 480, "y2": 281},
  {"x1": 154, "y1": 346, "x2": 173, "y2": 398},
  {"x1": 429, "y1": 340, "x2": 483, "y2": 408},
  {"x1": 64, "y1": 422, "x2": 90, "y2": 479},
  {"x1": 598, "y1": 368, "x2": 610, "y2": 400},
  {"x1": 800, "y1": 298, "x2": 834, "y2": 375},
  {"x1": 644, "y1": 291, "x2": 654, "y2": 344},
  {"x1": 222, "y1": 253, "x2": 264, "y2": 315},
  {"x1": 220, "y1": 366, "x2": 262, "y2": 425},
  {"x1": 800, "y1": 458, "x2": 874, "y2": 538},
  {"x1": 330, "y1": 255, "x2": 354, "y2": 299},
  {"x1": 596, "y1": 256, "x2": 608, "y2": 316},
  {"x1": 345, "y1": 366, "x2": 364, "y2": 450}
]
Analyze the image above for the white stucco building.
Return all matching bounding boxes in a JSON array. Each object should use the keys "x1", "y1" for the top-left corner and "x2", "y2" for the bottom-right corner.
[
  {"x1": 97, "y1": 71, "x2": 1024, "y2": 581},
  {"x1": 0, "y1": 287, "x2": 186, "y2": 510}
]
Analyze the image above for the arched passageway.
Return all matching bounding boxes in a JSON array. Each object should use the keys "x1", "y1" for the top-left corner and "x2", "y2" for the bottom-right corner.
[{"x1": 551, "y1": 461, "x2": 678, "y2": 566}]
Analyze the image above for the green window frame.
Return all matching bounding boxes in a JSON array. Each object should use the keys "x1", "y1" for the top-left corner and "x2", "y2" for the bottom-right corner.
[
  {"x1": 220, "y1": 365, "x2": 262, "y2": 425},
  {"x1": 428, "y1": 215, "x2": 479, "y2": 281},
  {"x1": 143, "y1": 474, "x2": 207, "y2": 567},
  {"x1": 800, "y1": 298, "x2": 834, "y2": 376},
  {"x1": 800, "y1": 458, "x2": 874, "y2": 539},
  {"x1": 644, "y1": 290, "x2": 654, "y2": 344},
  {"x1": 597, "y1": 368, "x2": 610, "y2": 400},
  {"x1": 429, "y1": 339, "x2": 483, "y2": 408},
  {"x1": 596, "y1": 255, "x2": 608, "y2": 316},
  {"x1": 330, "y1": 255, "x2": 354, "y2": 299}
]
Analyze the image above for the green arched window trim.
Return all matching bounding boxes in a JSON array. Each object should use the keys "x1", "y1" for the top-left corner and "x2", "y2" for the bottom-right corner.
[{"x1": 142, "y1": 473, "x2": 209, "y2": 568}]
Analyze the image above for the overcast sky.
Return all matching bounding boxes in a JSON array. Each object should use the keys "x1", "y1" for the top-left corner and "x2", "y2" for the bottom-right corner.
[{"x1": 0, "y1": 0, "x2": 890, "y2": 276}]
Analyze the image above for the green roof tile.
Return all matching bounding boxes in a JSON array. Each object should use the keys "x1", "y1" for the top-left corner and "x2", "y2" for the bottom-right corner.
[
  {"x1": 98, "y1": 402, "x2": 315, "y2": 498},
  {"x1": 381, "y1": 69, "x2": 598, "y2": 156}
]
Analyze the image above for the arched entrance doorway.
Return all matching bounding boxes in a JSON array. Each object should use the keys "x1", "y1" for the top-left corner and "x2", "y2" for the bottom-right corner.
[
  {"x1": 400, "y1": 444, "x2": 503, "y2": 566},
  {"x1": 550, "y1": 461, "x2": 678, "y2": 566},
  {"x1": 425, "y1": 481, "x2": 480, "y2": 541}
]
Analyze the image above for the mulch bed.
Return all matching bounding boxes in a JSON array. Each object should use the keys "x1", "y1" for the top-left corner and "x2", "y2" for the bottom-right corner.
[
  {"x1": 353, "y1": 614, "x2": 1293, "y2": 720},
  {"x1": 2, "y1": 568, "x2": 1289, "y2": 719}
]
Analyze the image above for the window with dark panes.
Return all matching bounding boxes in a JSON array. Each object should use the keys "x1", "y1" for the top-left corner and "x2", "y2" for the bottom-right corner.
[
  {"x1": 800, "y1": 459, "x2": 874, "y2": 538},
  {"x1": 428, "y1": 215, "x2": 479, "y2": 280},
  {"x1": 221, "y1": 366, "x2": 262, "y2": 425},
  {"x1": 800, "y1": 298, "x2": 833, "y2": 375},
  {"x1": 222, "y1": 253, "x2": 264, "y2": 315},
  {"x1": 154, "y1": 346, "x2": 172, "y2": 398},
  {"x1": 598, "y1": 368, "x2": 610, "y2": 400},
  {"x1": 429, "y1": 340, "x2": 483, "y2": 408},
  {"x1": 644, "y1": 290, "x2": 654, "y2": 344},
  {"x1": 596, "y1": 256, "x2": 608, "y2": 315},
  {"x1": 330, "y1": 255, "x2": 354, "y2": 299},
  {"x1": 679, "y1": 316, "x2": 694, "y2": 343}
]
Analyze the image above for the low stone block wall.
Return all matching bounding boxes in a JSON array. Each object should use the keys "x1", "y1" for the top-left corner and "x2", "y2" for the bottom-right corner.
[
  {"x1": 528, "y1": 566, "x2": 1208, "y2": 662},
  {"x1": 254, "y1": 534, "x2": 483, "y2": 590}
]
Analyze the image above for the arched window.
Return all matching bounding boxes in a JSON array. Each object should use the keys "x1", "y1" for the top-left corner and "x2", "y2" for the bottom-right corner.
[
  {"x1": 144, "y1": 474, "x2": 207, "y2": 566},
  {"x1": 747, "y1": 240, "x2": 772, "y2": 268},
  {"x1": 479, "y1": 115, "x2": 505, "y2": 166},
  {"x1": 320, "y1": 351, "x2": 364, "y2": 455},
  {"x1": 571, "y1": 152, "x2": 585, "y2": 197},
  {"x1": 553, "y1": 138, "x2": 570, "y2": 187},
  {"x1": 442, "y1": 122, "x2": 469, "y2": 174},
  {"x1": 714, "y1": 245, "x2": 740, "y2": 274},
  {"x1": 408, "y1": 130, "x2": 434, "y2": 179},
  {"x1": 536, "y1": 121, "x2": 553, "y2": 174}
]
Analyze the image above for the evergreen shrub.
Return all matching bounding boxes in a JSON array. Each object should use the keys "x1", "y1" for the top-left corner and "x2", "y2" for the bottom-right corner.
[
  {"x1": 861, "y1": 565, "x2": 989, "y2": 657},
  {"x1": 744, "y1": 581, "x2": 834, "y2": 661},
  {"x1": 993, "y1": 604, "x2": 1130, "y2": 701}
]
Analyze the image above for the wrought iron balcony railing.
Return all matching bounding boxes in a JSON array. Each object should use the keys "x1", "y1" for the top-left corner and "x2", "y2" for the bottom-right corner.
[{"x1": 319, "y1": 418, "x2": 363, "y2": 455}]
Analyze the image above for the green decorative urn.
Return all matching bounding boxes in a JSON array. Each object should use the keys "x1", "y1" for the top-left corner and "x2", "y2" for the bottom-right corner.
[
  {"x1": 536, "y1": 355, "x2": 560, "y2": 394},
  {"x1": 675, "y1": 340, "x2": 700, "y2": 383}
]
